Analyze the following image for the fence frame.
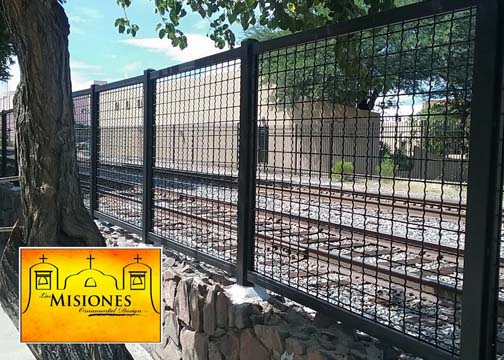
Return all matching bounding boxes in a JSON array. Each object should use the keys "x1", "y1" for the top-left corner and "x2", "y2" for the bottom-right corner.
[
  {"x1": 1, "y1": 111, "x2": 6, "y2": 177},
  {"x1": 236, "y1": 39, "x2": 259, "y2": 286},
  {"x1": 460, "y1": 0, "x2": 504, "y2": 358},
  {"x1": 67, "y1": 2, "x2": 480, "y2": 359},
  {"x1": 142, "y1": 69, "x2": 155, "y2": 244},
  {"x1": 0, "y1": 0, "x2": 486, "y2": 358},
  {"x1": 90, "y1": 85, "x2": 99, "y2": 218}
]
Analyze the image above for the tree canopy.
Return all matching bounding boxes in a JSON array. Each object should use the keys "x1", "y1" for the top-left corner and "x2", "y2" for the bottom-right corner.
[
  {"x1": 0, "y1": 1, "x2": 395, "y2": 86},
  {"x1": 114, "y1": 0, "x2": 396, "y2": 50},
  {"x1": 245, "y1": 6, "x2": 474, "y2": 111},
  {"x1": 417, "y1": 101, "x2": 469, "y2": 156},
  {"x1": 112, "y1": 0, "x2": 473, "y2": 116},
  {"x1": 0, "y1": 19, "x2": 14, "y2": 81}
]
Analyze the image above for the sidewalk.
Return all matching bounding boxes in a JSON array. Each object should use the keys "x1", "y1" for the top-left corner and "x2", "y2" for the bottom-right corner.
[
  {"x1": 0, "y1": 303, "x2": 152, "y2": 360},
  {"x1": 0, "y1": 305, "x2": 35, "y2": 360}
]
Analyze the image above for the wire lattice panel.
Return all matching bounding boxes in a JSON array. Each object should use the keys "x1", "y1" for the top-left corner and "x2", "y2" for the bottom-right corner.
[
  {"x1": 253, "y1": 7, "x2": 475, "y2": 354},
  {"x1": 96, "y1": 83, "x2": 144, "y2": 226},
  {"x1": 152, "y1": 59, "x2": 241, "y2": 263},
  {"x1": 73, "y1": 94, "x2": 92, "y2": 208}
]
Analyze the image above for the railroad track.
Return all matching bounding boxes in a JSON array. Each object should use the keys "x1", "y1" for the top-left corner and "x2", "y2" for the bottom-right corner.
[
  {"x1": 257, "y1": 179, "x2": 467, "y2": 222},
  {"x1": 152, "y1": 188, "x2": 465, "y2": 287},
  {"x1": 80, "y1": 167, "x2": 504, "y2": 300},
  {"x1": 91, "y1": 176, "x2": 504, "y2": 346},
  {"x1": 151, "y1": 190, "x2": 504, "y2": 315},
  {"x1": 78, "y1": 161, "x2": 470, "y2": 222}
]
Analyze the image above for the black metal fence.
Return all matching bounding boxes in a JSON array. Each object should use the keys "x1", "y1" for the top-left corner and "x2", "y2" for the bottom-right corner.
[
  {"x1": 1, "y1": 109, "x2": 16, "y2": 177},
  {"x1": 1, "y1": 0, "x2": 503, "y2": 359}
]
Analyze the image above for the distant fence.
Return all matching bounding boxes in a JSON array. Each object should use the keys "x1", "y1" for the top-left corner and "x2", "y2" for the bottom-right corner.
[
  {"x1": 2, "y1": 1, "x2": 504, "y2": 359},
  {"x1": 0, "y1": 110, "x2": 16, "y2": 177}
]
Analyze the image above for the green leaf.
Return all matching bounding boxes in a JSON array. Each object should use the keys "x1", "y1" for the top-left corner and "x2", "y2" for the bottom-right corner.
[
  {"x1": 240, "y1": 13, "x2": 250, "y2": 30},
  {"x1": 159, "y1": 29, "x2": 166, "y2": 38},
  {"x1": 228, "y1": 11, "x2": 238, "y2": 23},
  {"x1": 169, "y1": 11, "x2": 177, "y2": 24},
  {"x1": 179, "y1": 36, "x2": 188, "y2": 49},
  {"x1": 118, "y1": 25, "x2": 125, "y2": 33},
  {"x1": 175, "y1": 1, "x2": 182, "y2": 14}
]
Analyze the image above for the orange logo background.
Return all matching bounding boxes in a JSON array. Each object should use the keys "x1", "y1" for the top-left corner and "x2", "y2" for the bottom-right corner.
[{"x1": 20, "y1": 247, "x2": 161, "y2": 343}]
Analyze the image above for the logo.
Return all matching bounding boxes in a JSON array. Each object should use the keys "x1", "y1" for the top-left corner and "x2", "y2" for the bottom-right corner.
[{"x1": 19, "y1": 247, "x2": 162, "y2": 343}]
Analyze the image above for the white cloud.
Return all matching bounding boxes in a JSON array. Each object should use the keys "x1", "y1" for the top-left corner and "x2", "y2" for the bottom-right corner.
[
  {"x1": 1, "y1": 58, "x2": 102, "y2": 93},
  {"x1": 71, "y1": 72, "x2": 95, "y2": 91},
  {"x1": 70, "y1": 60, "x2": 101, "y2": 71},
  {"x1": 70, "y1": 26, "x2": 85, "y2": 35},
  {"x1": 70, "y1": 60, "x2": 104, "y2": 91},
  {"x1": 194, "y1": 19, "x2": 209, "y2": 31},
  {"x1": 121, "y1": 61, "x2": 143, "y2": 78},
  {"x1": 68, "y1": 7, "x2": 103, "y2": 35},
  {"x1": 121, "y1": 34, "x2": 225, "y2": 63},
  {"x1": 68, "y1": 15, "x2": 84, "y2": 24},
  {"x1": 68, "y1": 7, "x2": 103, "y2": 23}
]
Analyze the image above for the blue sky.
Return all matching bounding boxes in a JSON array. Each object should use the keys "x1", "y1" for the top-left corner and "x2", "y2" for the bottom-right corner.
[
  {"x1": 0, "y1": 3, "x2": 424, "y2": 115},
  {"x1": 1, "y1": 1, "x2": 243, "y2": 93}
]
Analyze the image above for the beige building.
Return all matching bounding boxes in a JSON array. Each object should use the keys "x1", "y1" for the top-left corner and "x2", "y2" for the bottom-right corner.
[
  {"x1": 96, "y1": 69, "x2": 380, "y2": 178},
  {"x1": 0, "y1": 91, "x2": 14, "y2": 112}
]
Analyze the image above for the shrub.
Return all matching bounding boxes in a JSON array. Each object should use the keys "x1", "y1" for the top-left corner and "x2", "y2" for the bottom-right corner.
[
  {"x1": 376, "y1": 156, "x2": 397, "y2": 178},
  {"x1": 392, "y1": 149, "x2": 413, "y2": 171},
  {"x1": 331, "y1": 160, "x2": 354, "y2": 181}
]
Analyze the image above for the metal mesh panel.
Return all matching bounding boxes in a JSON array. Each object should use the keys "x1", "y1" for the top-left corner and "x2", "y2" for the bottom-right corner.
[
  {"x1": 97, "y1": 83, "x2": 144, "y2": 226},
  {"x1": 498, "y1": 71, "x2": 504, "y2": 357},
  {"x1": 152, "y1": 59, "x2": 241, "y2": 263},
  {"x1": 73, "y1": 94, "x2": 91, "y2": 208},
  {"x1": 253, "y1": 7, "x2": 475, "y2": 354}
]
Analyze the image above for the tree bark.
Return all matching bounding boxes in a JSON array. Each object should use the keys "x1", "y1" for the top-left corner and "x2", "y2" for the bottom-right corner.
[
  {"x1": 0, "y1": 1, "x2": 132, "y2": 358},
  {"x1": 0, "y1": 0, "x2": 103, "y2": 247}
]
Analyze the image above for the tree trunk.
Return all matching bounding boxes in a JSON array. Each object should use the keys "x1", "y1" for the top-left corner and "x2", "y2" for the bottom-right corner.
[
  {"x1": 0, "y1": 0, "x2": 102, "y2": 247},
  {"x1": 0, "y1": 1, "x2": 133, "y2": 358}
]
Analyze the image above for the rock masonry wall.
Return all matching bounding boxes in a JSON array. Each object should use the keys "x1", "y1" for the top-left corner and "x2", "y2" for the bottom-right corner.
[{"x1": 147, "y1": 254, "x2": 409, "y2": 360}]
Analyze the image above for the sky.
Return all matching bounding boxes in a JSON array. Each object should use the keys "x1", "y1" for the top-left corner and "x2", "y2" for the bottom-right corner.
[
  {"x1": 0, "y1": 1, "x2": 243, "y2": 94},
  {"x1": 0, "y1": 2, "x2": 423, "y2": 116}
]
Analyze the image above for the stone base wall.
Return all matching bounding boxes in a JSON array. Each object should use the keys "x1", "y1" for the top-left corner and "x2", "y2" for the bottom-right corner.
[{"x1": 148, "y1": 255, "x2": 404, "y2": 360}]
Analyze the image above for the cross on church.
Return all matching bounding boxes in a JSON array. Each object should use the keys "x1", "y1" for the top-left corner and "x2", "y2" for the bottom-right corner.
[
  {"x1": 39, "y1": 254, "x2": 47, "y2": 263},
  {"x1": 87, "y1": 254, "x2": 95, "y2": 269},
  {"x1": 134, "y1": 254, "x2": 142, "y2": 263}
]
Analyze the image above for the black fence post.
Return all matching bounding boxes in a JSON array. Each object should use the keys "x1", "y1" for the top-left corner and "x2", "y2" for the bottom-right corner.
[
  {"x1": 90, "y1": 84, "x2": 99, "y2": 218},
  {"x1": 142, "y1": 69, "x2": 155, "y2": 244},
  {"x1": 1, "y1": 111, "x2": 6, "y2": 177},
  {"x1": 461, "y1": 0, "x2": 504, "y2": 358},
  {"x1": 236, "y1": 39, "x2": 259, "y2": 286},
  {"x1": 13, "y1": 113, "x2": 18, "y2": 176}
]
